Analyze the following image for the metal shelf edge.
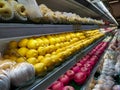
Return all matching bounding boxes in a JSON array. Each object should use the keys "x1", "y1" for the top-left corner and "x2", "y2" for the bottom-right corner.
[{"x1": 0, "y1": 24, "x2": 99, "y2": 38}]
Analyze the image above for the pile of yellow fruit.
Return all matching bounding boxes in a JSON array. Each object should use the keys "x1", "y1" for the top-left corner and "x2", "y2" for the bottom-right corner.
[{"x1": 3, "y1": 30, "x2": 104, "y2": 76}]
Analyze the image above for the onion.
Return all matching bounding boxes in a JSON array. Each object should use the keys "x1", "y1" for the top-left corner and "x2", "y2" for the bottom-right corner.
[
  {"x1": 0, "y1": 70, "x2": 10, "y2": 90},
  {"x1": 0, "y1": 59, "x2": 16, "y2": 70},
  {"x1": 10, "y1": 62, "x2": 35, "y2": 86}
]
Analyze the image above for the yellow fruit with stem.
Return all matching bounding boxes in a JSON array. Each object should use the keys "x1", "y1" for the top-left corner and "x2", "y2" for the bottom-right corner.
[
  {"x1": 38, "y1": 46, "x2": 46, "y2": 55},
  {"x1": 16, "y1": 57, "x2": 26, "y2": 63},
  {"x1": 40, "y1": 57, "x2": 55, "y2": 71},
  {"x1": 55, "y1": 43, "x2": 61, "y2": 49},
  {"x1": 37, "y1": 55, "x2": 44, "y2": 62},
  {"x1": 27, "y1": 57, "x2": 37, "y2": 65},
  {"x1": 26, "y1": 49, "x2": 38, "y2": 58},
  {"x1": 45, "y1": 54, "x2": 51, "y2": 57},
  {"x1": 34, "y1": 63, "x2": 47, "y2": 76},
  {"x1": 49, "y1": 38, "x2": 56, "y2": 45},
  {"x1": 51, "y1": 55, "x2": 62, "y2": 66},
  {"x1": 55, "y1": 37, "x2": 61, "y2": 43},
  {"x1": 42, "y1": 38, "x2": 49, "y2": 46},
  {"x1": 17, "y1": 47, "x2": 28, "y2": 57},
  {"x1": 8, "y1": 41, "x2": 18, "y2": 49},
  {"x1": 27, "y1": 39, "x2": 39, "y2": 49},
  {"x1": 18, "y1": 38, "x2": 28, "y2": 47},
  {"x1": 35, "y1": 38, "x2": 44, "y2": 46}
]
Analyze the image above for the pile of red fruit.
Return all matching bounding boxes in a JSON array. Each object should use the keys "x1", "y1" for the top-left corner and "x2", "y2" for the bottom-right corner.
[{"x1": 47, "y1": 41, "x2": 109, "y2": 90}]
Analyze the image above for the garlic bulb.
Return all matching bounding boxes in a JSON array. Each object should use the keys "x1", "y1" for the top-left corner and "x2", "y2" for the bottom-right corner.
[
  {"x1": 10, "y1": 62, "x2": 35, "y2": 86},
  {"x1": 0, "y1": 70, "x2": 10, "y2": 90}
]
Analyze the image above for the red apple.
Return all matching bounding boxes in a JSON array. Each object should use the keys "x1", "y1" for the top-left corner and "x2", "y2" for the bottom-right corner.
[
  {"x1": 82, "y1": 58, "x2": 88, "y2": 61},
  {"x1": 63, "y1": 86, "x2": 75, "y2": 90},
  {"x1": 52, "y1": 81, "x2": 64, "y2": 90},
  {"x1": 50, "y1": 81, "x2": 60, "y2": 88},
  {"x1": 65, "y1": 70, "x2": 75, "y2": 80},
  {"x1": 84, "y1": 63, "x2": 92, "y2": 71},
  {"x1": 84, "y1": 55, "x2": 90, "y2": 60},
  {"x1": 95, "y1": 51, "x2": 103, "y2": 56},
  {"x1": 86, "y1": 60, "x2": 95, "y2": 66},
  {"x1": 71, "y1": 66, "x2": 80, "y2": 73},
  {"x1": 79, "y1": 60, "x2": 86, "y2": 64},
  {"x1": 80, "y1": 67, "x2": 90, "y2": 76},
  {"x1": 90, "y1": 55, "x2": 98, "y2": 62},
  {"x1": 76, "y1": 63, "x2": 83, "y2": 68},
  {"x1": 74, "y1": 72, "x2": 87, "y2": 85},
  {"x1": 59, "y1": 75, "x2": 70, "y2": 85}
]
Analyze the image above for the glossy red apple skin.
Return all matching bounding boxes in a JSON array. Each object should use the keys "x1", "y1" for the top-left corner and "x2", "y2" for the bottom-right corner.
[
  {"x1": 75, "y1": 63, "x2": 83, "y2": 68},
  {"x1": 79, "y1": 67, "x2": 90, "y2": 76},
  {"x1": 52, "y1": 81, "x2": 64, "y2": 90},
  {"x1": 81, "y1": 58, "x2": 88, "y2": 62},
  {"x1": 65, "y1": 70, "x2": 75, "y2": 80},
  {"x1": 59, "y1": 74, "x2": 70, "y2": 85},
  {"x1": 90, "y1": 55, "x2": 98, "y2": 62},
  {"x1": 49, "y1": 81, "x2": 59, "y2": 88},
  {"x1": 79, "y1": 60, "x2": 86, "y2": 64},
  {"x1": 86, "y1": 60, "x2": 95, "y2": 66},
  {"x1": 71, "y1": 66, "x2": 80, "y2": 73},
  {"x1": 74, "y1": 72, "x2": 87, "y2": 85},
  {"x1": 84, "y1": 63, "x2": 92, "y2": 71},
  {"x1": 63, "y1": 86, "x2": 75, "y2": 90},
  {"x1": 84, "y1": 55, "x2": 90, "y2": 60}
]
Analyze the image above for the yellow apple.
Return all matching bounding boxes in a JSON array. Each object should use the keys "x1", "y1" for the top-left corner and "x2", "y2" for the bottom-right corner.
[
  {"x1": 42, "y1": 38, "x2": 49, "y2": 46},
  {"x1": 27, "y1": 39, "x2": 39, "y2": 49},
  {"x1": 18, "y1": 38, "x2": 28, "y2": 47},
  {"x1": 49, "y1": 37, "x2": 56, "y2": 45},
  {"x1": 8, "y1": 41, "x2": 18, "y2": 49},
  {"x1": 34, "y1": 63, "x2": 47, "y2": 76},
  {"x1": 35, "y1": 38, "x2": 44, "y2": 46},
  {"x1": 51, "y1": 54, "x2": 62, "y2": 66},
  {"x1": 37, "y1": 55, "x2": 44, "y2": 62},
  {"x1": 26, "y1": 49, "x2": 38, "y2": 58},
  {"x1": 16, "y1": 57, "x2": 26, "y2": 63},
  {"x1": 27, "y1": 57, "x2": 37, "y2": 65},
  {"x1": 40, "y1": 57, "x2": 55, "y2": 70},
  {"x1": 17, "y1": 47, "x2": 28, "y2": 57},
  {"x1": 37, "y1": 46, "x2": 46, "y2": 55}
]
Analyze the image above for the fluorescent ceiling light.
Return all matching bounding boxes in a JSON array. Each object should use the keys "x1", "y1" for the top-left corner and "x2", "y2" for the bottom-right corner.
[{"x1": 109, "y1": 0, "x2": 119, "y2": 4}]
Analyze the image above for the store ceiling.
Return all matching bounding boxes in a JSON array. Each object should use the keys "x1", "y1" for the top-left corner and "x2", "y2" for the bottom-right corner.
[{"x1": 103, "y1": 0, "x2": 120, "y2": 24}]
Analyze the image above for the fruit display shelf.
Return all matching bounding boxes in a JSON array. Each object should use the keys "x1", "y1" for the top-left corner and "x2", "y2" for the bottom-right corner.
[
  {"x1": 15, "y1": 35, "x2": 106, "y2": 90},
  {"x1": 0, "y1": 24, "x2": 100, "y2": 38}
]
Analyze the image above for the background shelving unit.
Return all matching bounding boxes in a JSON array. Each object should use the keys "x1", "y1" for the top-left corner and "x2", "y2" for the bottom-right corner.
[{"x1": 0, "y1": 0, "x2": 118, "y2": 90}]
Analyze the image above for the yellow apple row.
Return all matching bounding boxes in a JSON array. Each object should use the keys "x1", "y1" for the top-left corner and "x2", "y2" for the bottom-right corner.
[{"x1": 3, "y1": 30, "x2": 104, "y2": 75}]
